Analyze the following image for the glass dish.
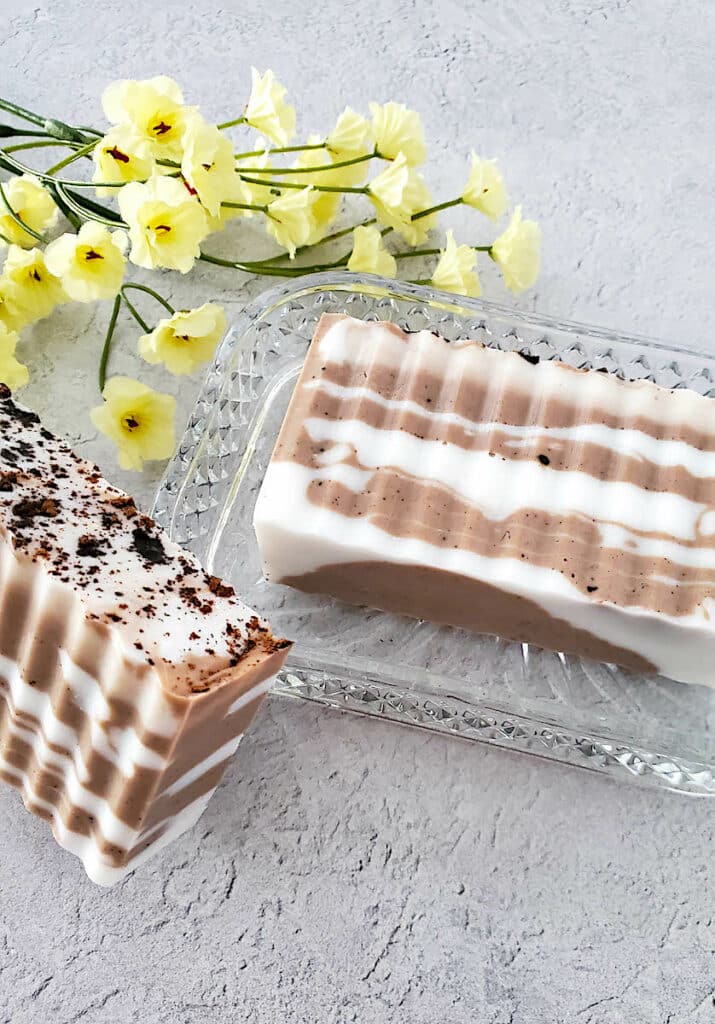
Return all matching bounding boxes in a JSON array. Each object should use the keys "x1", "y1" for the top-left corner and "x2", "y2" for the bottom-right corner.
[{"x1": 153, "y1": 272, "x2": 715, "y2": 795}]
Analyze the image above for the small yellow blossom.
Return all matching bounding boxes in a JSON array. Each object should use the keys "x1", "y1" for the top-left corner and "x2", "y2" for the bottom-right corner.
[
  {"x1": 90, "y1": 376, "x2": 176, "y2": 471},
  {"x1": 347, "y1": 225, "x2": 396, "y2": 278},
  {"x1": 181, "y1": 117, "x2": 237, "y2": 217},
  {"x1": 462, "y1": 153, "x2": 508, "y2": 223},
  {"x1": 118, "y1": 175, "x2": 209, "y2": 273},
  {"x1": 491, "y1": 206, "x2": 541, "y2": 294},
  {"x1": 92, "y1": 126, "x2": 154, "y2": 196},
  {"x1": 245, "y1": 68, "x2": 295, "y2": 146},
  {"x1": 102, "y1": 76, "x2": 189, "y2": 160},
  {"x1": 0, "y1": 175, "x2": 58, "y2": 249},
  {"x1": 431, "y1": 231, "x2": 481, "y2": 298},
  {"x1": 236, "y1": 150, "x2": 276, "y2": 210},
  {"x1": 44, "y1": 222, "x2": 127, "y2": 302},
  {"x1": 1, "y1": 246, "x2": 65, "y2": 330},
  {"x1": 291, "y1": 138, "x2": 341, "y2": 241},
  {"x1": 265, "y1": 187, "x2": 316, "y2": 257},
  {"x1": 369, "y1": 102, "x2": 426, "y2": 165},
  {"x1": 0, "y1": 322, "x2": 28, "y2": 391},
  {"x1": 326, "y1": 108, "x2": 372, "y2": 160},
  {"x1": 368, "y1": 155, "x2": 429, "y2": 240},
  {"x1": 138, "y1": 303, "x2": 226, "y2": 375}
]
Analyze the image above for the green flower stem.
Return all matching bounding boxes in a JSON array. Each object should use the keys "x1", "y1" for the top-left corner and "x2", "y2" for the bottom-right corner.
[
  {"x1": 0, "y1": 178, "x2": 46, "y2": 242},
  {"x1": 238, "y1": 174, "x2": 367, "y2": 195},
  {"x1": 0, "y1": 97, "x2": 46, "y2": 129},
  {"x1": 2, "y1": 139, "x2": 76, "y2": 154},
  {"x1": 0, "y1": 126, "x2": 52, "y2": 139},
  {"x1": 412, "y1": 196, "x2": 463, "y2": 221},
  {"x1": 54, "y1": 183, "x2": 126, "y2": 227},
  {"x1": 234, "y1": 141, "x2": 326, "y2": 159},
  {"x1": 46, "y1": 137, "x2": 97, "y2": 175},
  {"x1": 240, "y1": 217, "x2": 378, "y2": 268},
  {"x1": 220, "y1": 200, "x2": 269, "y2": 214},
  {"x1": 217, "y1": 115, "x2": 247, "y2": 130},
  {"x1": 98, "y1": 292, "x2": 122, "y2": 392},
  {"x1": 199, "y1": 251, "x2": 313, "y2": 277},
  {"x1": 46, "y1": 182, "x2": 82, "y2": 230},
  {"x1": 122, "y1": 282, "x2": 175, "y2": 315},
  {"x1": 120, "y1": 290, "x2": 152, "y2": 333},
  {"x1": 236, "y1": 150, "x2": 376, "y2": 176}
]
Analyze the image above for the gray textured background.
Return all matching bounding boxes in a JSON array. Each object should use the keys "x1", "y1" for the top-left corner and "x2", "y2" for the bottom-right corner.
[{"x1": 1, "y1": 1, "x2": 714, "y2": 1021}]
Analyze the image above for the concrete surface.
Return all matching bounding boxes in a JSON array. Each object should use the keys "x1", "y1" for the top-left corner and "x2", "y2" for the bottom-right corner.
[{"x1": 1, "y1": 1, "x2": 714, "y2": 1021}]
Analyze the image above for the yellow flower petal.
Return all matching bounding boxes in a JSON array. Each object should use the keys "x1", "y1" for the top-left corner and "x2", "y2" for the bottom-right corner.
[
  {"x1": 462, "y1": 153, "x2": 508, "y2": 223},
  {"x1": 102, "y1": 76, "x2": 189, "y2": 160},
  {"x1": 181, "y1": 117, "x2": 238, "y2": 217},
  {"x1": 1, "y1": 246, "x2": 65, "y2": 330},
  {"x1": 44, "y1": 223, "x2": 126, "y2": 302},
  {"x1": 245, "y1": 68, "x2": 295, "y2": 146},
  {"x1": 92, "y1": 127, "x2": 154, "y2": 197},
  {"x1": 369, "y1": 102, "x2": 426, "y2": 165},
  {"x1": 118, "y1": 175, "x2": 209, "y2": 273},
  {"x1": 347, "y1": 225, "x2": 396, "y2": 278},
  {"x1": 0, "y1": 321, "x2": 28, "y2": 391},
  {"x1": 138, "y1": 303, "x2": 226, "y2": 375},
  {"x1": 90, "y1": 376, "x2": 176, "y2": 472},
  {"x1": 368, "y1": 156, "x2": 432, "y2": 241},
  {"x1": 368, "y1": 153, "x2": 410, "y2": 212},
  {"x1": 265, "y1": 187, "x2": 316, "y2": 257},
  {"x1": 393, "y1": 172, "x2": 435, "y2": 245},
  {"x1": 431, "y1": 231, "x2": 481, "y2": 298},
  {"x1": 235, "y1": 150, "x2": 275, "y2": 210},
  {"x1": 491, "y1": 206, "x2": 541, "y2": 294},
  {"x1": 0, "y1": 175, "x2": 58, "y2": 249},
  {"x1": 326, "y1": 108, "x2": 371, "y2": 159}
]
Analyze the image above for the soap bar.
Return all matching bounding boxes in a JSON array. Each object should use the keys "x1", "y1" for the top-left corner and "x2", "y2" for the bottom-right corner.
[
  {"x1": 254, "y1": 313, "x2": 715, "y2": 688},
  {"x1": 0, "y1": 384, "x2": 289, "y2": 884}
]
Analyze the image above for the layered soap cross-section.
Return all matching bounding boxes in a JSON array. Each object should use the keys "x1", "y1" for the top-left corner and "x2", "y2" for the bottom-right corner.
[
  {"x1": 255, "y1": 313, "x2": 715, "y2": 688},
  {"x1": 0, "y1": 384, "x2": 290, "y2": 884}
]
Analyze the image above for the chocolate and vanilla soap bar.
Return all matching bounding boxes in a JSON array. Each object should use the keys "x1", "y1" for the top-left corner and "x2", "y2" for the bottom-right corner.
[
  {"x1": 0, "y1": 384, "x2": 289, "y2": 884},
  {"x1": 255, "y1": 313, "x2": 715, "y2": 688}
]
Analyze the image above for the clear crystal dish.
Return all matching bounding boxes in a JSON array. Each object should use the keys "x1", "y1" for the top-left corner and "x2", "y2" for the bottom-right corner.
[{"x1": 153, "y1": 272, "x2": 715, "y2": 795}]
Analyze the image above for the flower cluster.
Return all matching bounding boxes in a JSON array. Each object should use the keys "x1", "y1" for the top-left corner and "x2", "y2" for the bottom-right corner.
[{"x1": 0, "y1": 72, "x2": 540, "y2": 471}]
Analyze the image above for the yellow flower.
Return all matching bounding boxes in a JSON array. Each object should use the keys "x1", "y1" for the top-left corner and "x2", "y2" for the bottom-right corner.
[
  {"x1": 369, "y1": 102, "x2": 426, "y2": 165},
  {"x1": 0, "y1": 322, "x2": 28, "y2": 390},
  {"x1": 347, "y1": 225, "x2": 396, "y2": 277},
  {"x1": 462, "y1": 153, "x2": 508, "y2": 223},
  {"x1": 265, "y1": 188, "x2": 316, "y2": 257},
  {"x1": 0, "y1": 175, "x2": 58, "y2": 249},
  {"x1": 491, "y1": 206, "x2": 541, "y2": 294},
  {"x1": 181, "y1": 117, "x2": 237, "y2": 217},
  {"x1": 1, "y1": 246, "x2": 65, "y2": 330},
  {"x1": 138, "y1": 303, "x2": 226, "y2": 375},
  {"x1": 102, "y1": 76, "x2": 190, "y2": 160},
  {"x1": 291, "y1": 138, "x2": 341, "y2": 242},
  {"x1": 44, "y1": 222, "x2": 126, "y2": 302},
  {"x1": 92, "y1": 126, "x2": 154, "y2": 197},
  {"x1": 118, "y1": 175, "x2": 209, "y2": 273},
  {"x1": 327, "y1": 108, "x2": 371, "y2": 158},
  {"x1": 236, "y1": 150, "x2": 276, "y2": 210},
  {"x1": 90, "y1": 377, "x2": 176, "y2": 471},
  {"x1": 431, "y1": 231, "x2": 481, "y2": 298},
  {"x1": 368, "y1": 154, "x2": 429, "y2": 241},
  {"x1": 245, "y1": 68, "x2": 295, "y2": 146}
]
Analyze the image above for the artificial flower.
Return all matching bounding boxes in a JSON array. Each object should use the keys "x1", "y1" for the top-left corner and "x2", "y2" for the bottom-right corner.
[
  {"x1": 347, "y1": 225, "x2": 397, "y2": 277},
  {"x1": 138, "y1": 303, "x2": 226, "y2": 375},
  {"x1": 0, "y1": 175, "x2": 58, "y2": 249},
  {"x1": 368, "y1": 155, "x2": 430, "y2": 240},
  {"x1": 92, "y1": 126, "x2": 154, "y2": 196},
  {"x1": 235, "y1": 149, "x2": 277, "y2": 209},
  {"x1": 0, "y1": 322, "x2": 28, "y2": 390},
  {"x1": 392, "y1": 171, "x2": 435, "y2": 245},
  {"x1": 327, "y1": 108, "x2": 371, "y2": 158},
  {"x1": 491, "y1": 206, "x2": 541, "y2": 293},
  {"x1": 44, "y1": 222, "x2": 127, "y2": 302},
  {"x1": 462, "y1": 153, "x2": 508, "y2": 222},
  {"x1": 244, "y1": 68, "x2": 295, "y2": 146},
  {"x1": 102, "y1": 76, "x2": 190, "y2": 160},
  {"x1": 90, "y1": 376, "x2": 176, "y2": 471},
  {"x1": 431, "y1": 230, "x2": 481, "y2": 297},
  {"x1": 368, "y1": 153, "x2": 410, "y2": 218},
  {"x1": 369, "y1": 102, "x2": 426, "y2": 165},
  {"x1": 265, "y1": 187, "x2": 316, "y2": 257},
  {"x1": 0, "y1": 246, "x2": 65, "y2": 330},
  {"x1": 181, "y1": 117, "x2": 237, "y2": 217},
  {"x1": 118, "y1": 175, "x2": 209, "y2": 273},
  {"x1": 291, "y1": 138, "x2": 341, "y2": 241}
]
